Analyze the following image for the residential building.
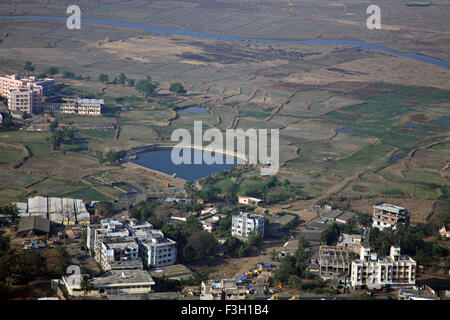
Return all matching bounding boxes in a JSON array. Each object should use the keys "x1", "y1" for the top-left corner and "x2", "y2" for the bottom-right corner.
[
  {"x1": 139, "y1": 234, "x2": 177, "y2": 268},
  {"x1": 318, "y1": 245, "x2": 351, "y2": 280},
  {"x1": 1, "y1": 74, "x2": 53, "y2": 114},
  {"x1": 372, "y1": 203, "x2": 409, "y2": 230},
  {"x1": 61, "y1": 269, "x2": 155, "y2": 296},
  {"x1": 201, "y1": 206, "x2": 217, "y2": 215},
  {"x1": 238, "y1": 196, "x2": 262, "y2": 206},
  {"x1": 201, "y1": 279, "x2": 247, "y2": 300},
  {"x1": 199, "y1": 214, "x2": 226, "y2": 233},
  {"x1": 0, "y1": 74, "x2": 54, "y2": 98},
  {"x1": 439, "y1": 226, "x2": 450, "y2": 239},
  {"x1": 350, "y1": 246, "x2": 416, "y2": 289},
  {"x1": 43, "y1": 97, "x2": 103, "y2": 115},
  {"x1": 231, "y1": 212, "x2": 264, "y2": 238}
]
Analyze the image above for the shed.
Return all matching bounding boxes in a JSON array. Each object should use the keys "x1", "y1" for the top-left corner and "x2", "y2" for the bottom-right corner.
[{"x1": 17, "y1": 216, "x2": 51, "y2": 237}]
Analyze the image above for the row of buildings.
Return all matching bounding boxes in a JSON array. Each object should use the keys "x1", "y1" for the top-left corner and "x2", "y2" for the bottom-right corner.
[
  {"x1": 87, "y1": 218, "x2": 177, "y2": 271},
  {"x1": 0, "y1": 74, "x2": 103, "y2": 115}
]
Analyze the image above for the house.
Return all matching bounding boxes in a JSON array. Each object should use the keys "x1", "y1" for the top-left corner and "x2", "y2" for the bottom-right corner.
[
  {"x1": 238, "y1": 196, "x2": 262, "y2": 207},
  {"x1": 231, "y1": 212, "x2": 264, "y2": 238},
  {"x1": 372, "y1": 203, "x2": 409, "y2": 230},
  {"x1": 17, "y1": 216, "x2": 51, "y2": 237},
  {"x1": 201, "y1": 207, "x2": 217, "y2": 215},
  {"x1": 199, "y1": 214, "x2": 226, "y2": 233},
  {"x1": 439, "y1": 226, "x2": 450, "y2": 238},
  {"x1": 201, "y1": 279, "x2": 246, "y2": 300}
]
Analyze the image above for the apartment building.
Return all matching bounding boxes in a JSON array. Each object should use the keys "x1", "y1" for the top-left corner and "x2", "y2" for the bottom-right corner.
[
  {"x1": 231, "y1": 212, "x2": 265, "y2": 238},
  {"x1": 372, "y1": 203, "x2": 410, "y2": 230},
  {"x1": 139, "y1": 234, "x2": 177, "y2": 268},
  {"x1": 0, "y1": 74, "x2": 54, "y2": 97},
  {"x1": 43, "y1": 97, "x2": 103, "y2": 115},
  {"x1": 1, "y1": 74, "x2": 53, "y2": 114},
  {"x1": 350, "y1": 246, "x2": 416, "y2": 289}
]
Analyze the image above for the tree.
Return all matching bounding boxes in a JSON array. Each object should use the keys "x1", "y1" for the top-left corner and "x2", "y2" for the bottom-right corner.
[
  {"x1": 184, "y1": 181, "x2": 198, "y2": 211},
  {"x1": 117, "y1": 73, "x2": 127, "y2": 84},
  {"x1": 80, "y1": 275, "x2": 94, "y2": 295},
  {"x1": 95, "y1": 201, "x2": 114, "y2": 217},
  {"x1": 0, "y1": 204, "x2": 20, "y2": 225},
  {"x1": 49, "y1": 120, "x2": 58, "y2": 132},
  {"x1": 169, "y1": 82, "x2": 186, "y2": 95},
  {"x1": 127, "y1": 79, "x2": 135, "y2": 87},
  {"x1": 23, "y1": 61, "x2": 35, "y2": 72},
  {"x1": 135, "y1": 77, "x2": 158, "y2": 98},
  {"x1": 183, "y1": 231, "x2": 218, "y2": 262},
  {"x1": 61, "y1": 202, "x2": 75, "y2": 225},
  {"x1": 105, "y1": 150, "x2": 120, "y2": 164},
  {"x1": 46, "y1": 67, "x2": 59, "y2": 76},
  {"x1": 320, "y1": 223, "x2": 342, "y2": 245},
  {"x1": 98, "y1": 73, "x2": 109, "y2": 83},
  {"x1": 273, "y1": 255, "x2": 297, "y2": 284}
]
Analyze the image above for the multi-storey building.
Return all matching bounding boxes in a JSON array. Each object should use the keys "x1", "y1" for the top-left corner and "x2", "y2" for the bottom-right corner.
[
  {"x1": 372, "y1": 203, "x2": 410, "y2": 230},
  {"x1": 231, "y1": 212, "x2": 264, "y2": 238},
  {"x1": 90, "y1": 218, "x2": 177, "y2": 270},
  {"x1": 350, "y1": 246, "x2": 416, "y2": 289},
  {"x1": 201, "y1": 279, "x2": 247, "y2": 300},
  {"x1": 318, "y1": 245, "x2": 352, "y2": 280},
  {"x1": 1, "y1": 74, "x2": 53, "y2": 114},
  {"x1": 139, "y1": 234, "x2": 177, "y2": 268},
  {"x1": 0, "y1": 74, "x2": 54, "y2": 97},
  {"x1": 43, "y1": 97, "x2": 103, "y2": 115}
]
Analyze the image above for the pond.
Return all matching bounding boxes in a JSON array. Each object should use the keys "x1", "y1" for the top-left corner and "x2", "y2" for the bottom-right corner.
[{"x1": 125, "y1": 149, "x2": 238, "y2": 182}]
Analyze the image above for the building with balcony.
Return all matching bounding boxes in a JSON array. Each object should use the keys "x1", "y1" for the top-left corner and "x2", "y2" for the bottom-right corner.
[
  {"x1": 372, "y1": 203, "x2": 409, "y2": 230},
  {"x1": 350, "y1": 246, "x2": 416, "y2": 289},
  {"x1": 231, "y1": 212, "x2": 264, "y2": 238}
]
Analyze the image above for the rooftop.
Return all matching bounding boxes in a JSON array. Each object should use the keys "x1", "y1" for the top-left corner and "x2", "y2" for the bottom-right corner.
[
  {"x1": 374, "y1": 203, "x2": 406, "y2": 213},
  {"x1": 92, "y1": 270, "x2": 155, "y2": 287}
]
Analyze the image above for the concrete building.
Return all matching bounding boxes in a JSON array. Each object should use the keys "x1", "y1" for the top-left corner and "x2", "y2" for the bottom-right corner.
[
  {"x1": 0, "y1": 74, "x2": 54, "y2": 98},
  {"x1": 231, "y1": 212, "x2": 264, "y2": 238},
  {"x1": 139, "y1": 234, "x2": 177, "y2": 268},
  {"x1": 61, "y1": 269, "x2": 155, "y2": 297},
  {"x1": 372, "y1": 203, "x2": 409, "y2": 230},
  {"x1": 1, "y1": 74, "x2": 53, "y2": 114},
  {"x1": 318, "y1": 245, "x2": 352, "y2": 280},
  {"x1": 43, "y1": 97, "x2": 103, "y2": 115},
  {"x1": 350, "y1": 246, "x2": 416, "y2": 289},
  {"x1": 337, "y1": 233, "x2": 362, "y2": 253},
  {"x1": 199, "y1": 214, "x2": 226, "y2": 233},
  {"x1": 238, "y1": 196, "x2": 262, "y2": 206},
  {"x1": 201, "y1": 279, "x2": 247, "y2": 300}
]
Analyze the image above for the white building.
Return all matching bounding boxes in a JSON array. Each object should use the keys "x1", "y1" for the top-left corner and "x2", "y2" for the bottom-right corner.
[
  {"x1": 232, "y1": 212, "x2": 264, "y2": 238},
  {"x1": 139, "y1": 235, "x2": 177, "y2": 268},
  {"x1": 238, "y1": 196, "x2": 262, "y2": 206},
  {"x1": 372, "y1": 203, "x2": 409, "y2": 230},
  {"x1": 350, "y1": 246, "x2": 416, "y2": 289}
]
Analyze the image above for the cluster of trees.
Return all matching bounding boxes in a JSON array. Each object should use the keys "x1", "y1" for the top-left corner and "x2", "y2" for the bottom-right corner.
[
  {"x1": 23, "y1": 61, "x2": 35, "y2": 72},
  {"x1": 0, "y1": 204, "x2": 19, "y2": 225},
  {"x1": 0, "y1": 235, "x2": 72, "y2": 298},
  {"x1": 49, "y1": 129, "x2": 74, "y2": 150},
  {"x1": 369, "y1": 224, "x2": 449, "y2": 266},
  {"x1": 320, "y1": 222, "x2": 358, "y2": 245},
  {"x1": 272, "y1": 238, "x2": 315, "y2": 288},
  {"x1": 135, "y1": 77, "x2": 159, "y2": 98},
  {"x1": 201, "y1": 175, "x2": 310, "y2": 205},
  {"x1": 96, "y1": 150, "x2": 120, "y2": 165},
  {"x1": 169, "y1": 82, "x2": 186, "y2": 95}
]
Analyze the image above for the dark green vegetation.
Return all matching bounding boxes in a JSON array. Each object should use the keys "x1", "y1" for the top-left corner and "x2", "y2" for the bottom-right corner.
[{"x1": 0, "y1": 234, "x2": 71, "y2": 299}]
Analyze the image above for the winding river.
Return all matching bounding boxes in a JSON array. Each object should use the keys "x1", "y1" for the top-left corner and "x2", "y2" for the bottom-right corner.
[{"x1": 0, "y1": 15, "x2": 449, "y2": 70}]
